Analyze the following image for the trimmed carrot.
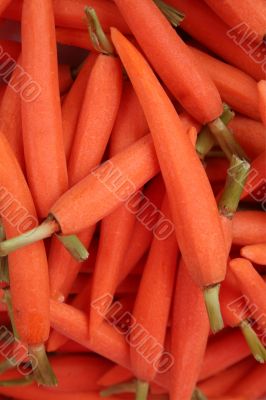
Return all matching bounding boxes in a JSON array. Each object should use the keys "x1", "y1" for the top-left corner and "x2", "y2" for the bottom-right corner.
[
  {"x1": 168, "y1": 0, "x2": 265, "y2": 81},
  {"x1": 21, "y1": 0, "x2": 68, "y2": 218},
  {"x1": 190, "y1": 46, "x2": 260, "y2": 121},
  {"x1": 230, "y1": 362, "x2": 266, "y2": 399},
  {"x1": 258, "y1": 81, "x2": 266, "y2": 127},
  {"x1": 198, "y1": 357, "x2": 254, "y2": 398},
  {"x1": 241, "y1": 150, "x2": 266, "y2": 199},
  {"x1": 170, "y1": 259, "x2": 209, "y2": 400},
  {"x1": 111, "y1": 28, "x2": 227, "y2": 328},
  {"x1": 4, "y1": 0, "x2": 129, "y2": 34},
  {"x1": 113, "y1": 0, "x2": 223, "y2": 124},
  {"x1": 58, "y1": 64, "x2": 73, "y2": 95},
  {"x1": 89, "y1": 81, "x2": 148, "y2": 334},
  {"x1": 233, "y1": 211, "x2": 266, "y2": 246},
  {"x1": 61, "y1": 54, "x2": 97, "y2": 161},
  {"x1": 204, "y1": 0, "x2": 266, "y2": 44},
  {"x1": 97, "y1": 365, "x2": 134, "y2": 387},
  {"x1": 56, "y1": 27, "x2": 95, "y2": 50},
  {"x1": 241, "y1": 243, "x2": 266, "y2": 265},
  {"x1": 228, "y1": 116, "x2": 266, "y2": 159}
]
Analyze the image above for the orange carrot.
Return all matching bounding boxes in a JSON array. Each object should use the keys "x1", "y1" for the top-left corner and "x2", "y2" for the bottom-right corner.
[
  {"x1": 111, "y1": 28, "x2": 226, "y2": 328},
  {"x1": 190, "y1": 46, "x2": 260, "y2": 121},
  {"x1": 58, "y1": 64, "x2": 73, "y2": 95},
  {"x1": 56, "y1": 28, "x2": 94, "y2": 50},
  {"x1": 204, "y1": 0, "x2": 266, "y2": 43},
  {"x1": 168, "y1": 0, "x2": 265, "y2": 81},
  {"x1": 97, "y1": 365, "x2": 134, "y2": 387},
  {"x1": 232, "y1": 211, "x2": 266, "y2": 246},
  {"x1": 0, "y1": 0, "x2": 12, "y2": 15},
  {"x1": 170, "y1": 259, "x2": 209, "y2": 400},
  {"x1": 241, "y1": 243, "x2": 266, "y2": 266},
  {"x1": 241, "y1": 150, "x2": 266, "y2": 200},
  {"x1": 228, "y1": 116, "x2": 266, "y2": 159},
  {"x1": 258, "y1": 80, "x2": 266, "y2": 127},
  {"x1": 230, "y1": 363, "x2": 266, "y2": 399},
  {"x1": 113, "y1": 0, "x2": 223, "y2": 124},
  {"x1": 21, "y1": 0, "x2": 68, "y2": 217}
]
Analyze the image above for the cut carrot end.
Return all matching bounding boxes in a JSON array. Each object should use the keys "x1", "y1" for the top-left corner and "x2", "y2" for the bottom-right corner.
[
  {"x1": 153, "y1": 0, "x2": 185, "y2": 27},
  {"x1": 192, "y1": 388, "x2": 208, "y2": 400},
  {"x1": 0, "y1": 217, "x2": 59, "y2": 257},
  {"x1": 219, "y1": 155, "x2": 250, "y2": 219},
  {"x1": 100, "y1": 380, "x2": 136, "y2": 397},
  {"x1": 84, "y1": 6, "x2": 114, "y2": 55},
  {"x1": 136, "y1": 380, "x2": 149, "y2": 400},
  {"x1": 0, "y1": 375, "x2": 33, "y2": 387},
  {"x1": 208, "y1": 117, "x2": 248, "y2": 161},
  {"x1": 55, "y1": 234, "x2": 89, "y2": 262},
  {"x1": 29, "y1": 344, "x2": 57, "y2": 387},
  {"x1": 240, "y1": 320, "x2": 266, "y2": 363},
  {"x1": 203, "y1": 284, "x2": 224, "y2": 334}
]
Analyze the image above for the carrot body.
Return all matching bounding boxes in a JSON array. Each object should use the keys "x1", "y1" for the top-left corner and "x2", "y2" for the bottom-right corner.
[
  {"x1": 111, "y1": 28, "x2": 226, "y2": 288},
  {"x1": 204, "y1": 0, "x2": 266, "y2": 43},
  {"x1": 242, "y1": 150, "x2": 266, "y2": 199},
  {"x1": 62, "y1": 54, "x2": 97, "y2": 161},
  {"x1": 232, "y1": 211, "x2": 266, "y2": 246},
  {"x1": 130, "y1": 197, "x2": 178, "y2": 382},
  {"x1": 190, "y1": 46, "x2": 260, "y2": 121},
  {"x1": 113, "y1": 0, "x2": 222, "y2": 124},
  {"x1": 56, "y1": 28, "x2": 95, "y2": 50},
  {"x1": 21, "y1": 0, "x2": 68, "y2": 217},
  {"x1": 230, "y1": 363, "x2": 266, "y2": 399},
  {"x1": 228, "y1": 116, "x2": 266, "y2": 159},
  {"x1": 258, "y1": 80, "x2": 266, "y2": 127},
  {"x1": 0, "y1": 133, "x2": 50, "y2": 344},
  {"x1": 220, "y1": 280, "x2": 244, "y2": 328},
  {"x1": 58, "y1": 64, "x2": 73, "y2": 95},
  {"x1": 168, "y1": 0, "x2": 265, "y2": 81},
  {"x1": 170, "y1": 259, "x2": 209, "y2": 400},
  {"x1": 240, "y1": 243, "x2": 266, "y2": 265},
  {"x1": 97, "y1": 364, "x2": 133, "y2": 387}
]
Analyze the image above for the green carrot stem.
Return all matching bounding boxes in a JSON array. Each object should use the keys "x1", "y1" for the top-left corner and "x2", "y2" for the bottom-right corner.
[
  {"x1": 203, "y1": 284, "x2": 224, "y2": 334},
  {"x1": 85, "y1": 6, "x2": 114, "y2": 55},
  {"x1": 100, "y1": 381, "x2": 136, "y2": 397},
  {"x1": 55, "y1": 234, "x2": 89, "y2": 262},
  {"x1": 240, "y1": 320, "x2": 266, "y2": 363},
  {"x1": 0, "y1": 257, "x2": 9, "y2": 284},
  {"x1": 192, "y1": 388, "x2": 208, "y2": 400},
  {"x1": 136, "y1": 380, "x2": 149, "y2": 400},
  {"x1": 0, "y1": 375, "x2": 33, "y2": 387},
  {"x1": 219, "y1": 155, "x2": 250, "y2": 219},
  {"x1": 29, "y1": 344, "x2": 57, "y2": 387},
  {"x1": 153, "y1": 0, "x2": 185, "y2": 27}
]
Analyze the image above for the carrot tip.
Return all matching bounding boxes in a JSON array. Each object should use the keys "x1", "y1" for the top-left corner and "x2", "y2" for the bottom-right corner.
[
  {"x1": 0, "y1": 375, "x2": 33, "y2": 387},
  {"x1": 153, "y1": 0, "x2": 185, "y2": 27},
  {"x1": 136, "y1": 380, "x2": 149, "y2": 400},
  {"x1": 0, "y1": 216, "x2": 59, "y2": 257},
  {"x1": 240, "y1": 320, "x2": 266, "y2": 363},
  {"x1": 203, "y1": 284, "x2": 224, "y2": 334},
  {"x1": 100, "y1": 380, "x2": 136, "y2": 397},
  {"x1": 55, "y1": 233, "x2": 89, "y2": 262},
  {"x1": 29, "y1": 344, "x2": 58, "y2": 387},
  {"x1": 84, "y1": 6, "x2": 114, "y2": 55},
  {"x1": 192, "y1": 388, "x2": 208, "y2": 400}
]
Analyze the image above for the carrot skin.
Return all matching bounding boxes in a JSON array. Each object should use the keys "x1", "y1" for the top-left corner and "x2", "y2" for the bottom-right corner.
[
  {"x1": 230, "y1": 362, "x2": 266, "y2": 399},
  {"x1": 258, "y1": 81, "x2": 266, "y2": 127},
  {"x1": 240, "y1": 243, "x2": 266, "y2": 265},
  {"x1": 232, "y1": 211, "x2": 266, "y2": 246}
]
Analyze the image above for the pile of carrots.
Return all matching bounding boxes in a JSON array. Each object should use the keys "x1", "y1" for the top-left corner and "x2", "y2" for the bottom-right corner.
[{"x1": 0, "y1": 0, "x2": 265, "y2": 399}]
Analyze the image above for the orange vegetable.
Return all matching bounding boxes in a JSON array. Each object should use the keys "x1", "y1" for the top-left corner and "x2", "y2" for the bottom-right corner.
[{"x1": 241, "y1": 243, "x2": 266, "y2": 265}]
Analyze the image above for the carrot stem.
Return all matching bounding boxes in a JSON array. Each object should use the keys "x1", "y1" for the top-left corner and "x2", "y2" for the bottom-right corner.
[
  {"x1": 240, "y1": 320, "x2": 266, "y2": 363},
  {"x1": 29, "y1": 344, "x2": 57, "y2": 387},
  {"x1": 208, "y1": 117, "x2": 248, "y2": 161},
  {"x1": 136, "y1": 380, "x2": 149, "y2": 400},
  {"x1": 0, "y1": 375, "x2": 33, "y2": 387},
  {"x1": 219, "y1": 155, "x2": 250, "y2": 219},
  {"x1": 0, "y1": 257, "x2": 9, "y2": 284},
  {"x1": 55, "y1": 234, "x2": 89, "y2": 262},
  {"x1": 192, "y1": 388, "x2": 208, "y2": 400},
  {"x1": 203, "y1": 284, "x2": 224, "y2": 334},
  {"x1": 153, "y1": 0, "x2": 185, "y2": 27},
  {"x1": 84, "y1": 6, "x2": 114, "y2": 55},
  {"x1": 100, "y1": 381, "x2": 136, "y2": 396}
]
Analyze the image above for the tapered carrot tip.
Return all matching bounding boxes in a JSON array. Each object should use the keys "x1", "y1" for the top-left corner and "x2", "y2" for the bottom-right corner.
[
  {"x1": 0, "y1": 375, "x2": 33, "y2": 387},
  {"x1": 240, "y1": 320, "x2": 266, "y2": 363},
  {"x1": 208, "y1": 117, "x2": 248, "y2": 161},
  {"x1": 153, "y1": 0, "x2": 185, "y2": 27},
  {"x1": 100, "y1": 380, "x2": 136, "y2": 397},
  {"x1": 55, "y1": 234, "x2": 89, "y2": 262},
  {"x1": 29, "y1": 344, "x2": 57, "y2": 387},
  {"x1": 203, "y1": 284, "x2": 224, "y2": 334},
  {"x1": 192, "y1": 388, "x2": 208, "y2": 400},
  {"x1": 136, "y1": 380, "x2": 149, "y2": 400},
  {"x1": 84, "y1": 6, "x2": 114, "y2": 55}
]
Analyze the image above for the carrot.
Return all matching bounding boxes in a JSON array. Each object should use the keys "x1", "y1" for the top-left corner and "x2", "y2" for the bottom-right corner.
[
  {"x1": 258, "y1": 80, "x2": 266, "y2": 127},
  {"x1": 4, "y1": 0, "x2": 129, "y2": 34},
  {"x1": 233, "y1": 211, "x2": 266, "y2": 246},
  {"x1": 241, "y1": 150, "x2": 266, "y2": 200},
  {"x1": 230, "y1": 362, "x2": 266, "y2": 399},
  {"x1": 0, "y1": 0, "x2": 12, "y2": 16},
  {"x1": 170, "y1": 259, "x2": 209, "y2": 400},
  {"x1": 56, "y1": 27, "x2": 95, "y2": 50},
  {"x1": 241, "y1": 243, "x2": 266, "y2": 266},
  {"x1": 111, "y1": 28, "x2": 227, "y2": 330},
  {"x1": 204, "y1": 0, "x2": 266, "y2": 44},
  {"x1": 129, "y1": 197, "x2": 178, "y2": 394},
  {"x1": 168, "y1": 0, "x2": 265, "y2": 81},
  {"x1": 97, "y1": 365, "x2": 134, "y2": 387},
  {"x1": 21, "y1": 0, "x2": 68, "y2": 218},
  {"x1": 228, "y1": 116, "x2": 266, "y2": 160},
  {"x1": 89, "y1": 80, "x2": 148, "y2": 334},
  {"x1": 113, "y1": 0, "x2": 223, "y2": 124},
  {"x1": 189, "y1": 46, "x2": 261, "y2": 121},
  {"x1": 58, "y1": 64, "x2": 73, "y2": 95},
  {"x1": 198, "y1": 357, "x2": 254, "y2": 398}
]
